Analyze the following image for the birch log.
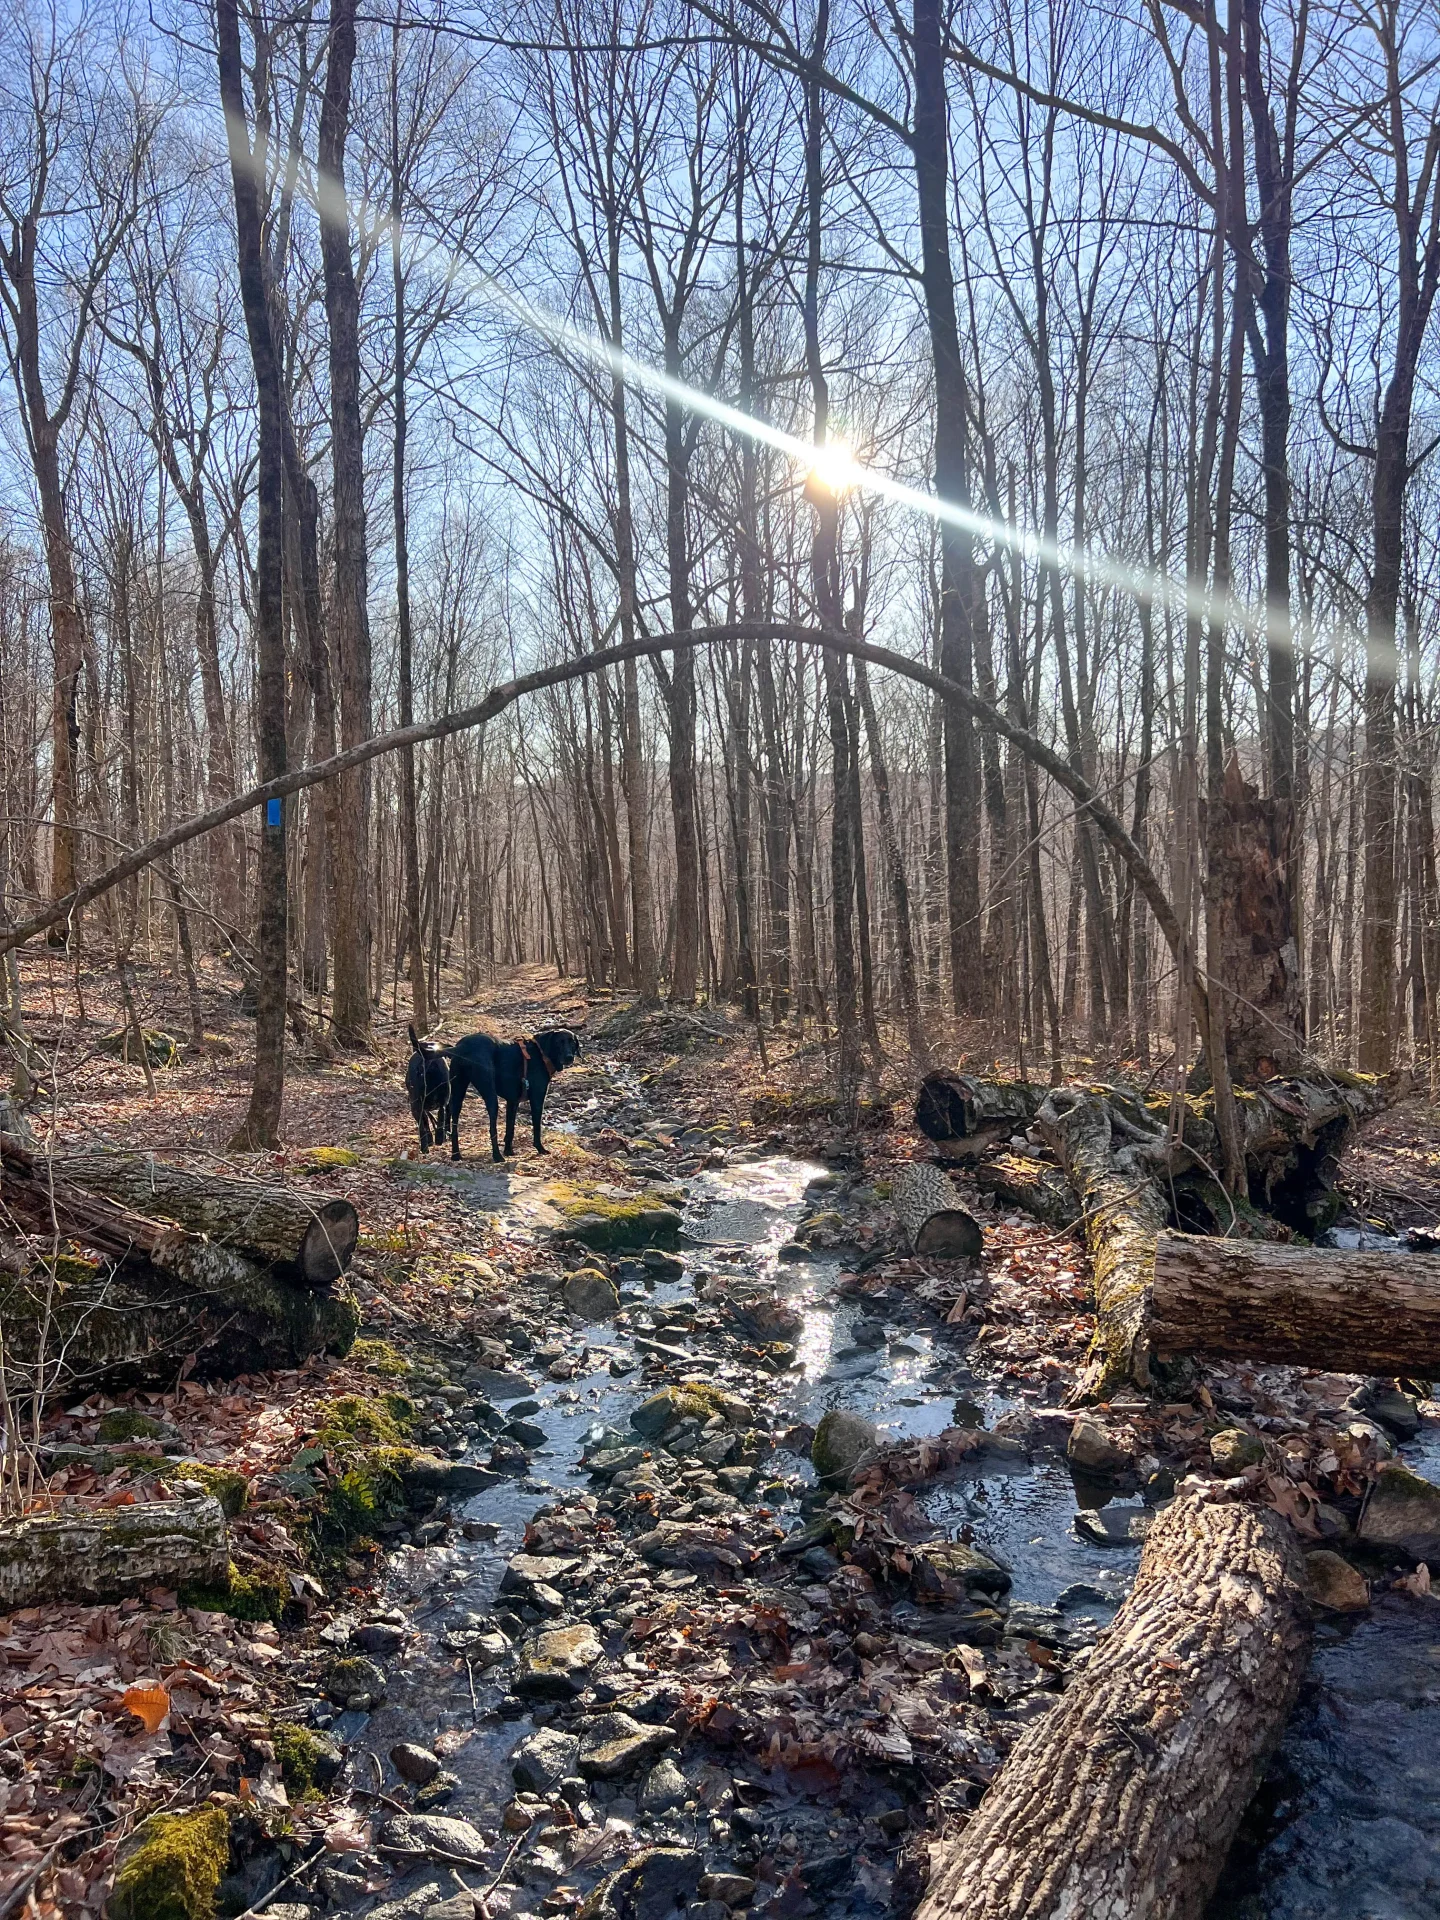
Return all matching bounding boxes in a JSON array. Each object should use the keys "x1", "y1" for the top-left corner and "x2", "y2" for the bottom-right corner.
[
  {"x1": 915, "y1": 1497, "x2": 1310, "y2": 1920},
  {"x1": 0, "y1": 1495, "x2": 229, "y2": 1609},
  {"x1": 892, "y1": 1164, "x2": 983, "y2": 1257}
]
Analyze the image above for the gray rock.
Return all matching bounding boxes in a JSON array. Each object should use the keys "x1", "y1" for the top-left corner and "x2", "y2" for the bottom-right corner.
[
  {"x1": 424, "y1": 1899, "x2": 477, "y2": 1920},
  {"x1": 1074, "y1": 1506, "x2": 1153, "y2": 1548},
  {"x1": 1066, "y1": 1418, "x2": 1127, "y2": 1476},
  {"x1": 811, "y1": 1409, "x2": 879, "y2": 1482},
  {"x1": 413, "y1": 1771, "x2": 459, "y2": 1810},
  {"x1": 322, "y1": 1655, "x2": 386, "y2": 1708},
  {"x1": 467, "y1": 1368, "x2": 535, "y2": 1403},
  {"x1": 1209, "y1": 1428, "x2": 1266, "y2": 1475},
  {"x1": 500, "y1": 1553, "x2": 578, "y2": 1595},
  {"x1": 1350, "y1": 1380, "x2": 1422, "y2": 1440},
  {"x1": 511, "y1": 1727, "x2": 582, "y2": 1793},
  {"x1": 390, "y1": 1741, "x2": 442, "y2": 1785},
  {"x1": 638, "y1": 1755, "x2": 687, "y2": 1814},
  {"x1": 399, "y1": 1454, "x2": 502, "y2": 1495},
  {"x1": 366, "y1": 1887, "x2": 450, "y2": 1920},
  {"x1": 380, "y1": 1814, "x2": 488, "y2": 1866},
  {"x1": 698, "y1": 1874, "x2": 756, "y2": 1908},
  {"x1": 354, "y1": 1621, "x2": 406, "y2": 1654},
  {"x1": 565, "y1": 1268, "x2": 622, "y2": 1320},
  {"x1": 578, "y1": 1711, "x2": 675, "y2": 1780},
  {"x1": 580, "y1": 1847, "x2": 702, "y2": 1920},
  {"x1": 1358, "y1": 1459, "x2": 1440, "y2": 1560},
  {"x1": 514, "y1": 1622, "x2": 603, "y2": 1698},
  {"x1": 505, "y1": 1418, "x2": 549, "y2": 1448}
]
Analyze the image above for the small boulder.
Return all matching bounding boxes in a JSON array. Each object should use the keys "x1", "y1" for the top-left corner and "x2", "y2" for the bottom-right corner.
[
  {"x1": 511, "y1": 1727, "x2": 581, "y2": 1794},
  {"x1": 631, "y1": 1386, "x2": 721, "y2": 1440},
  {"x1": 379, "y1": 1814, "x2": 488, "y2": 1866},
  {"x1": 1358, "y1": 1459, "x2": 1440, "y2": 1561},
  {"x1": 413, "y1": 1772, "x2": 459, "y2": 1811},
  {"x1": 1304, "y1": 1550, "x2": 1369, "y2": 1612},
  {"x1": 466, "y1": 1368, "x2": 535, "y2": 1403},
  {"x1": 1349, "y1": 1380, "x2": 1422, "y2": 1441},
  {"x1": 811, "y1": 1409, "x2": 879, "y2": 1483},
  {"x1": 698, "y1": 1874, "x2": 757, "y2": 1908},
  {"x1": 500, "y1": 1553, "x2": 578, "y2": 1595},
  {"x1": 1210, "y1": 1428, "x2": 1266, "y2": 1476},
  {"x1": 322, "y1": 1656, "x2": 386, "y2": 1709},
  {"x1": 354, "y1": 1621, "x2": 406, "y2": 1654},
  {"x1": 1066, "y1": 1418, "x2": 1128, "y2": 1476},
  {"x1": 578, "y1": 1847, "x2": 702, "y2": 1920},
  {"x1": 578, "y1": 1710, "x2": 676, "y2": 1780},
  {"x1": 514, "y1": 1622, "x2": 603, "y2": 1698},
  {"x1": 564, "y1": 1268, "x2": 621, "y2": 1321},
  {"x1": 638, "y1": 1755, "x2": 687, "y2": 1814},
  {"x1": 390, "y1": 1742, "x2": 442, "y2": 1785}
]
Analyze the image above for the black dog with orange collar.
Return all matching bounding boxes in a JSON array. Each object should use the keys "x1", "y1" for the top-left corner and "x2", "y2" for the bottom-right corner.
[{"x1": 446, "y1": 1026, "x2": 582, "y2": 1162}]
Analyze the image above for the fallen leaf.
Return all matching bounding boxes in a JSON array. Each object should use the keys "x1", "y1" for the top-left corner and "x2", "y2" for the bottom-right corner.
[{"x1": 120, "y1": 1684, "x2": 170, "y2": 1733}]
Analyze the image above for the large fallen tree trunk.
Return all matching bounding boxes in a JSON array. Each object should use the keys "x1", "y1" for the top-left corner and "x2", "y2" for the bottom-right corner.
[
  {"x1": 1152, "y1": 1229, "x2": 1440, "y2": 1374},
  {"x1": 914, "y1": 1075, "x2": 1044, "y2": 1160},
  {"x1": 891, "y1": 1163, "x2": 983, "y2": 1257},
  {"x1": 0, "y1": 1494, "x2": 229, "y2": 1609},
  {"x1": 914, "y1": 1496, "x2": 1310, "y2": 1920},
  {"x1": 0, "y1": 1139, "x2": 358, "y2": 1285}
]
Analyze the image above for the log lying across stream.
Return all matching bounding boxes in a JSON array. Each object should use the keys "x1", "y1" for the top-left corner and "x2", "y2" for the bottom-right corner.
[
  {"x1": 915, "y1": 1497, "x2": 1311, "y2": 1920},
  {"x1": 0, "y1": 1136, "x2": 360, "y2": 1387},
  {"x1": 1152, "y1": 1229, "x2": 1440, "y2": 1374}
]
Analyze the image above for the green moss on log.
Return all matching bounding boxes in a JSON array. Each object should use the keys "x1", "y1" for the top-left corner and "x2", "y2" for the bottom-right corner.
[
  {"x1": 179, "y1": 1560, "x2": 287, "y2": 1623},
  {"x1": 110, "y1": 1806, "x2": 229, "y2": 1920}
]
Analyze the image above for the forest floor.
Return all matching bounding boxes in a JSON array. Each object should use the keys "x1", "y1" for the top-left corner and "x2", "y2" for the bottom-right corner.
[{"x1": 4, "y1": 954, "x2": 1440, "y2": 1920}]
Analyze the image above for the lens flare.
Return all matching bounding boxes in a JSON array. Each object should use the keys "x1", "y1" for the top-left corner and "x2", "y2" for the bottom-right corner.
[{"x1": 806, "y1": 436, "x2": 858, "y2": 497}]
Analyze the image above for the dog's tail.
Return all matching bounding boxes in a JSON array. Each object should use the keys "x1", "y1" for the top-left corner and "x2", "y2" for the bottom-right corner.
[{"x1": 407, "y1": 1024, "x2": 425, "y2": 1056}]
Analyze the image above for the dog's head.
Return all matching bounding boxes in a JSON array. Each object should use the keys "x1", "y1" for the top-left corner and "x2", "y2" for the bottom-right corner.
[{"x1": 534, "y1": 1028, "x2": 581, "y2": 1072}]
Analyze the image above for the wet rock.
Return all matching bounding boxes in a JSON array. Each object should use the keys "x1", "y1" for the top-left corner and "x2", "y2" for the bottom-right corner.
[
  {"x1": 698, "y1": 1874, "x2": 756, "y2": 1907},
  {"x1": 1066, "y1": 1418, "x2": 1128, "y2": 1476},
  {"x1": 467, "y1": 1368, "x2": 535, "y2": 1403},
  {"x1": 514, "y1": 1622, "x2": 603, "y2": 1698},
  {"x1": 390, "y1": 1742, "x2": 443, "y2": 1785},
  {"x1": 1209, "y1": 1428, "x2": 1265, "y2": 1475},
  {"x1": 322, "y1": 1655, "x2": 387, "y2": 1709},
  {"x1": 399, "y1": 1454, "x2": 502, "y2": 1496},
  {"x1": 579, "y1": 1846, "x2": 702, "y2": 1920},
  {"x1": 354, "y1": 1621, "x2": 406, "y2": 1654},
  {"x1": 811, "y1": 1410, "x2": 879, "y2": 1483},
  {"x1": 413, "y1": 1771, "x2": 459, "y2": 1810},
  {"x1": 1349, "y1": 1380, "x2": 1422, "y2": 1440},
  {"x1": 488, "y1": 1438, "x2": 531, "y2": 1474},
  {"x1": 511, "y1": 1727, "x2": 581, "y2": 1793},
  {"x1": 632, "y1": 1386, "x2": 725, "y2": 1439},
  {"x1": 1358, "y1": 1460, "x2": 1440, "y2": 1560},
  {"x1": 505, "y1": 1418, "x2": 549, "y2": 1447},
  {"x1": 565, "y1": 1268, "x2": 622, "y2": 1320},
  {"x1": 1074, "y1": 1506, "x2": 1152, "y2": 1547},
  {"x1": 638, "y1": 1755, "x2": 687, "y2": 1813},
  {"x1": 634, "y1": 1521, "x2": 757, "y2": 1576},
  {"x1": 380, "y1": 1814, "x2": 489, "y2": 1866},
  {"x1": 643, "y1": 1251, "x2": 685, "y2": 1278},
  {"x1": 587, "y1": 1446, "x2": 648, "y2": 1478},
  {"x1": 715, "y1": 1466, "x2": 756, "y2": 1499},
  {"x1": 501, "y1": 1553, "x2": 578, "y2": 1595},
  {"x1": 910, "y1": 1540, "x2": 1011, "y2": 1599},
  {"x1": 1304, "y1": 1550, "x2": 1369, "y2": 1612},
  {"x1": 578, "y1": 1711, "x2": 676, "y2": 1779}
]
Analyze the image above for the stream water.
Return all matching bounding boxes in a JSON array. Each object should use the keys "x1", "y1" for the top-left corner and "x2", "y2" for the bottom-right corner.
[{"x1": 353, "y1": 1121, "x2": 1440, "y2": 1915}]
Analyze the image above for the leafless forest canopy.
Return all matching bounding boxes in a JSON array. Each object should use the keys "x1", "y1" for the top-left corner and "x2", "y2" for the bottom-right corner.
[{"x1": 1, "y1": 0, "x2": 1438, "y2": 1140}]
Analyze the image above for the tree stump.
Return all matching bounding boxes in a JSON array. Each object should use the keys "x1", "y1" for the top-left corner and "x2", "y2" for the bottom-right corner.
[
  {"x1": 892, "y1": 1163, "x2": 983, "y2": 1258},
  {"x1": 0, "y1": 1494, "x2": 229, "y2": 1609},
  {"x1": 915, "y1": 1497, "x2": 1310, "y2": 1920},
  {"x1": 1152, "y1": 1229, "x2": 1440, "y2": 1374}
]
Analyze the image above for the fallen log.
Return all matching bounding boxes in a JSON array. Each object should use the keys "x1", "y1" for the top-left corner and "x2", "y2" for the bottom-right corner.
[
  {"x1": 913, "y1": 1074, "x2": 1044, "y2": 1161},
  {"x1": 0, "y1": 1137, "x2": 358, "y2": 1285},
  {"x1": 892, "y1": 1163, "x2": 983, "y2": 1258},
  {"x1": 974, "y1": 1152, "x2": 1081, "y2": 1229},
  {"x1": 0, "y1": 1493, "x2": 228, "y2": 1610},
  {"x1": 914, "y1": 1496, "x2": 1310, "y2": 1920},
  {"x1": 1151, "y1": 1229, "x2": 1440, "y2": 1374}
]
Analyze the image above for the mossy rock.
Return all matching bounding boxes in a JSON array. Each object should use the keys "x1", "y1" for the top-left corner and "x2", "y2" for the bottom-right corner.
[
  {"x1": 303, "y1": 1146, "x2": 360, "y2": 1171},
  {"x1": 179, "y1": 1561, "x2": 287, "y2": 1623},
  {"x1": 555, "y1": 1191, "x2": 683, "y2": 1252},
  {"x1": 97, "y1": 1409, "x2": 181, "y2": 1446},
  {"x1": 110, "y1": 1805, "x2": 230, "y2": 1920},
  {"x1": 314, "y1": 1392, "x2": 416, "y2": 1452},
  {"x1": 166, "y1": 1466, "x2": 250, "y2": 1519},
  {"x1": 350, "y1": 1337, "x2": 411, "y2": 1377},
  {"x1": 631, "y1": 1381, "x2": 737, "y2": 1439},
  {"x1": 97, "y1": 1027, "x2": 181, "y2": 1069},
  {"x1": 272, "y1": 1723, "x2": 342, "y2": 1797}
]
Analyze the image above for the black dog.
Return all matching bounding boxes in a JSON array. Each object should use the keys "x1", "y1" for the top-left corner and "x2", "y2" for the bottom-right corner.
[
  {"x1": 405, "y1": 1025, "x2": 452, "y2": 1153},
  {"x1": 447, "y1": 1026, "x2": 581, "y2": 1162}
]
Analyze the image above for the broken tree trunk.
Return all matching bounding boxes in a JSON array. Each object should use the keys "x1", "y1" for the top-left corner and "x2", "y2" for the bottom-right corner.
[
  {"x1": 0, "y1": 1494, "x2": 228, "y2": 1610},
  {"x1": 892, "y1": 1163, "x2": 983, "y2": 1258},
  {"x1": 1152, "y1": 1229, "x2": 1440, "y2": 1374},
  {"x1": 914, "y1": 1496, "x2": 1310, "y2": 1920},
  {"x1": 974, "y1": 1153, "x2": 1081, "y2": 1229},
  {"x1": 0, "y1": 1138, "x2": 358, "y2": 1285},
  {"x1": 1037, "y1": 1087, "x2": 1171, "y2": 1401},
  {"x1": 913, "y1": 1075, "x2": 1044, "y2": 1161}
]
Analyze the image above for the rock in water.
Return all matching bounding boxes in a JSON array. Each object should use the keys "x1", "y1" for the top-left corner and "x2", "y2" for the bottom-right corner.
[
  {"x1": 390, "y1": 1742, "x2": 441, "y2": 1785},
  {"x1": 1358, "y1": 1460, "x2": 1440, "y2": 1561},
  {"x1": 564, "y1": 1268, "x2": 621, "y2": 1320},
  {"x1": 1349, "y1": 1380, "x2": 1422, "y2": 1441},
  {"x1": 1303, "y1": 1550, "x2": 1369, "y2": 1612},
  {"x1": 514, "y1": 1623, "x2": 603, "y2": 1698},
  {"x1": 511, "y1": 1728, "x2": 581, "y2": 1793},
  {"x1": 578, "y1": 1711, "x2": 676, "y2": 1780},
  {"x1": 379, "y1": 1815, "x2": 489, "y2": 1866},
  {"x1": 812, "y1": 1409, "x2": 879, "y2": 1483},
  {"x1": 1066, "y1": 1418, "x2": 1128, "y2": 1476},
  {"x1": 579, "y1": 1848, "x2": 702, "y2": 1920}
]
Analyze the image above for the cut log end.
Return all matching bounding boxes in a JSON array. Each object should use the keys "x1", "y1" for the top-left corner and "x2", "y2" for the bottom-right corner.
[
  {"x1": 892, "y1": 1163, "x2": 983, "y2": 1260},
  {"x1": 298, "y1": 1198, "x2": 360, "y2": 1287}
]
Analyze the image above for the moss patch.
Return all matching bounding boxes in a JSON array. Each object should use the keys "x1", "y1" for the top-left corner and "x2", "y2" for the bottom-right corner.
[
  {"x1": 96, "y1": 1409, "x2": 174, "y2": 1445},
  {"x1": 313, "y1": 1392, "x2": 416, "y2": 1451},
  {"x1": 165, "y1": 1466, "x2": 249, "y2": 1519},
  {"x1": 349, "y1": 1337, "x2": 411, "y2": 1377},
  {"x1": 179, "y1": 1561, "x2": 287, "y2": 1623},
  {"x1": 272, "y1": 1724, "x2": 324, "y2": 1797},
  {"x1": 98, "y1": 1028, "x2": 181, "y2": 1069},
  {"x1": 553, "y1": 1188, "x2": 683, "y2": 1251},
  {"x1": 303, "y1": 1146, "x2": 359, "y2": 1170},
  {"x1": 110, "y1": 1806, "x2": 229, "y2": 1920}
]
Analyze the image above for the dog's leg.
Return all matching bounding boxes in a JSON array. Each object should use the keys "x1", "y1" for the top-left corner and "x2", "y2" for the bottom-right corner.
[
  {"x1": 448, "y1": 1082, "x2": 466, "y2": 1160},
  {"x1": 418, "y1": 1114, "x2": 432, "y2": 1153},
  {"x1": 503, "y1": 1098, "x2": 518, "y2": 1156},
  {"x1": 483, "y1": 1088, "x2": 502, "y2": 1162},
  {"x1": 531, "y1": 1082, "x2": 548, "y2": 1153}
]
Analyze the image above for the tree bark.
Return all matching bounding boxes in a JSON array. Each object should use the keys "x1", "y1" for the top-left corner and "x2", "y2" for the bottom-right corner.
[
  {"x1": 0, "y1": 1495, "x2": 229, "y2": 1611},
  {"x1": 914, "y1": 1073, "x2": 1044, "y2": 1157},
  {"x1": 892, "y1": 1163, "x2": 983, "y2": 1257},
  {"x1": 218, "y1": 0, "x2": 288, "y2": 1149},
  {"x1": 1152, "y1": 1229, "x2": 1440, "y2": 1374},
  {"x1": 915, "y1": 1497, "x2": 1310, "y2": 1920},
  {"x1": 318, "y1": 0, "x2": 374, "y2": 1045}
]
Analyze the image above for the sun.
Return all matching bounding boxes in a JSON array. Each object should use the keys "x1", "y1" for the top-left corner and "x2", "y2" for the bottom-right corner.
[{"x1": 805, "y1": 436, "x2": 858, "y2": 497}]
